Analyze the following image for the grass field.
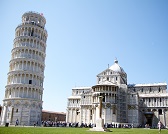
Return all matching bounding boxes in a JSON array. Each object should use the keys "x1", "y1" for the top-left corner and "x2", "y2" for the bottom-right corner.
[{"x1": 0, "y1": 127, "x2": 167, "y2": 134}]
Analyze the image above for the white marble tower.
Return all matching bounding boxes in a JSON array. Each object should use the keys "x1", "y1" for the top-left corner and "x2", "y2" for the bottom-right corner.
[{"x1": 1, "y1": 11, "x2": 47, "y2": 126}]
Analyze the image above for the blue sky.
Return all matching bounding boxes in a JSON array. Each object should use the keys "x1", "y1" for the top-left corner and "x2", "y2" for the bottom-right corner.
[{"x1": 0, "y1": 0, "x2": 168, "y2": 112}]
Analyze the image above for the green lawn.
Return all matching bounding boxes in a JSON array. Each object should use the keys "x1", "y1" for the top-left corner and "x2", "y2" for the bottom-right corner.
[{"x1": 0, "y1": 127, "x2": 167, "y2": 134}]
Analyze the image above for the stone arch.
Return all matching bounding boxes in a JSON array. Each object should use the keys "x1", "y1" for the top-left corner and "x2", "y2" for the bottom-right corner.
[
  {"x1": 37, "y1": 41, "x2": 39, "y2": 49},
  {"x1": 147, "y1": 109, "x2": 151, "y2": 112},
  {"x1": 37, "y1": 76, "x2": 40, "y2": 86},
  {"x1": 25, "y1": 49, "x2": 28, "y2": 57},
  {"x1": 34, "y1": 39, "x2": 36, "y2": 48},
  {"x1": 30, "y1": 39, "x2": 33, "y2": 45},
  {"x1": 7, "y1": 101, "x2": 12, "y2": 106},
  {"x1": 158, "y1": 109, "x2": 162, "y2": 115},
  {"x1": 24, "y1": 101, "x2": 30, "y2": 108},
  {"x1": 20, "y1": 87, "x2": 24, "y2": 97},
  {"x1": 31, "y1": 28, "x2": 34, "y2": 36},
  {"x1": 31, "y1": 88, "x2": 35, "y2": 98},
  {"x1": 152, "y1": 109, "x2": 157, "y2": 112},
  {"x1": 35, "y1": 28, "x2": 38, "y2": 36},
  {"x1": 25, "y1": 27, "x2": 28, "y2": 36},
  {"x1": 27, "y1": 61, "x2": 30, "y2": 70},
  {"x1": 28, "y1": 27, "x2": 31, "y2": 36},
  {"x1": 31, "y1": 101, "x2": 36, "y2": 108},
  {"x1": 26, "y1": 38, "x2": 29, "y2": 45},
  {"x1": 32, "y1": 50, "x2": 35, "y2": 59},
  {"x1": 14, "y1": 100, "x2": 21, "y2": 107}
]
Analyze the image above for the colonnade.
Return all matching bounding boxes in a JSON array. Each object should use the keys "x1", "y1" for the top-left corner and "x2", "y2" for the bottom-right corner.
[
  {"x1": 9, "y1": 59, "x2": 44, "y2": 74},
  {"x1": 14, "y1": 37, "x2": 46, "y2": 53},
  {"x1": 5, "y1": 86, "x2": 43, "y2": 100},
  {"x1": 92, "y1": 85, "x2": 118, "y2": 104},
  {"x1": 68, "y1": 99, "x2": 80, "y2": 107},
  {"x1": 93, "y1": 93, "x2": 117, "y2": 103},
  {"x1": 67, "y1": 107, "x2": 92, "y2": 124},
  {"x1": 7, "y1": 72, "x2": 43, "y2": 86},
  {"x1": 81, "y1": 95, "x2": 92, "y2": 105},
  {"x1": 93, "y1": 85, "x2": 117, "y2": 92},
  {"x1": 15, "y1": 25, "x2": 47, "y2": 42},
  {"x1": 11, "y1": 47, "x2": 45, "y2": 62},
  {"x1": 143, "y1": 97, "x2": 168, "y2": 107},
  {"x1": 131, "y1": 85, "x2": 167, "y2": 94}
]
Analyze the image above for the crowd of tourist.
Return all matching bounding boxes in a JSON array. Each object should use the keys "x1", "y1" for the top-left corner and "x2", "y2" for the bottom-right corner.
[
  {"x1": 41, "y1": 121, "x2": 133, "y2": 128},
  {"x1": 42, "y1": 121, "x2": 67, "y2": 127},
  {"x1": 41, "y1": 121, "x2": 97, "y2": 128}
]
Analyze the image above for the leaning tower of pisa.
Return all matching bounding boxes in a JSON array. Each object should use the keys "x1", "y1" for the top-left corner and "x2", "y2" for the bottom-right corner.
[{"x1": 1, "y1": 11, "x2": 47, "y2": 126}]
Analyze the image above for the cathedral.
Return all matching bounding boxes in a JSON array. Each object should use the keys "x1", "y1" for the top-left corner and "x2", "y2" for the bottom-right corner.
[{"x1": 66, "y1": 59, "x2": 168, "y2": 128}]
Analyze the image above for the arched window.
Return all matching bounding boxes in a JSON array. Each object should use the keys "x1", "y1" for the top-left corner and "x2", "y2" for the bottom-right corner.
[
  {"x1": 29, "y1": 80, "x2": 32, "y2": 84},
  {"x1": 113, "y1": 106, "x2": 116, "y2": 114},
  {"x1": 31, "y1": 28, "x2": 34, "y2": 36},
  {"x1": 143, "y1": 98, "x2": 145, "y2": 102},
  {"x1": 159, "y1": 109, "x2": 162, "y2": 115},
  {"x1": 103, "y1": 96, "x2": 105, "y2": 102},
  {"x1": 141, "y1": 88, "x2": 143, "y2": 92},
  {"x1": 158, "y1": 87, "x2": 161, "y2": 92}
]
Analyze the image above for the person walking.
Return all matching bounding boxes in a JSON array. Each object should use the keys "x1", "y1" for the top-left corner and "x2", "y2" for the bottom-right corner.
[
  {"x1": 15, "y1": 119, "x2": 19, "y2": 126},
  {"x1": 34, "y1": 122, "x2": 36, "y2": 127},
  {"x1": 158, "y1": 121, "x2": 161, "y2": 133}
]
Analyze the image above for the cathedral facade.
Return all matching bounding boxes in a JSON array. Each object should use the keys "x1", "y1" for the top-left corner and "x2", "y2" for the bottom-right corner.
[
  {"x1": 0, "y1": 11, "x2": 47, "y2": 126},
  {"x1": 66, "y1": 59, "x2": 168, "y2": 128}
]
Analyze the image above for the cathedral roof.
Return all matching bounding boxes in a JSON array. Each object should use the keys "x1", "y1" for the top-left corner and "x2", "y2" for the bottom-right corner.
[
  {"x1": 139, "y1": 93, "x2": 168, "y2": 97},
  {"x1": 42, "y1": 110, "x2": 66, "y2": 115},
  {"x1": 93, "y1": 81, "x2": 117, "y2": 86},
  {"x1": 72, "y1": 87, "x2": 91, "y2": 90},
  {"x1": 109, "y1": 59, "x2": 125, "y2": 73},
  {"x1": 68, "y1": 96, "x2": 81, "y2": 99},
  {"x1": 128, "y1": 83, "x2": 167, "y2": 87}
]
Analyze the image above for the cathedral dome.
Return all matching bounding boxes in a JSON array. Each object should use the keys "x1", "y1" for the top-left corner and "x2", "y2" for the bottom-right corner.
[{"x1": 109, "y1": 59, "x2": 125, "y2": 73}]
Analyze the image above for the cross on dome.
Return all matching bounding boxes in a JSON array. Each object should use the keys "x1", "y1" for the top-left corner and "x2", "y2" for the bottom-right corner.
[
  {"x1": 109, "y1": 58, "x2": 125, "y2": 73},
  {"x1": 114, "y1": 58, "x2": 118, "y2": 64}
]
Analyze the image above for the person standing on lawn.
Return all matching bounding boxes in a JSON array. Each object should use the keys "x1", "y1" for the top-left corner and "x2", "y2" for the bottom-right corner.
[{"x1": 158, "y1": 121, "x2": 161, "y2": 133}]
